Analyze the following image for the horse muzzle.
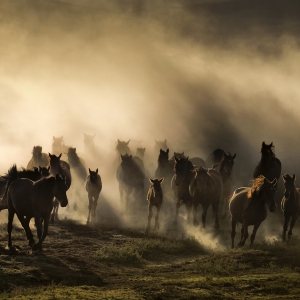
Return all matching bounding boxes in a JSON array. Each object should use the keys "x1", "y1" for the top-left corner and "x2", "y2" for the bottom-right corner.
[{"x1": 60, "y1": 197, "x2": 68, "y2": 208}]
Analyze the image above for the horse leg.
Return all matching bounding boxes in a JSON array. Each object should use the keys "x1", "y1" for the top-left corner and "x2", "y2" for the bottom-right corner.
[
  {"x1": 288, "y1": 216, "x2": 297, "y2": 238},
  {"x1": 17, "y1": 214, "x2": 35, "y2": 249},
  {"x1": 92, "y1": 194, "x2": 99, "y2": 223},
  {"x1": 34, "y1": 214, "x2": 43, "y2": 251},
  {"x1": 7, "y1": 208, "x2": 15, "y2": 251},
  {"x1": 87, "y1": 195, "x2": 92, "y2": 224},
  {"x1": 40, "y1": 214, "x2": 50, "y2": 245},
  {"x1": 250, "y1": 222, "x2": 261, "y2": 247},
  {"x1": 186, "y1": 202, "x2": 192, "y2": 224},
  {"x1": 146, "y1": 204, "x2": 153, "y2": 233},
  {"x1": 154, "y1": 205, "x2": 161, "y2": 231},
  {"x1": 201, "y1": 204, "x2": 209, "y2": 229},
  {"x1": 283, "y1": 214, "x2": 290, "y2": 241},
  {"x1": 212, "y1": 202, "x2": 220, "y2": 230},
  {"x1": 193, "y1": 201, "x2": 199, "y2": 226},
  {"x1": 238, "y1": 223, "x2": 249, "y2": 247},
  {"x1": 173, "y1": 201, "x2": 181, "y2": 226},
  {"x1": 231, "y1": 218, "x2": 237, "y2": 249},
  {"x1": 119, "y1": 184, "x2": 124, "y2": 212}
]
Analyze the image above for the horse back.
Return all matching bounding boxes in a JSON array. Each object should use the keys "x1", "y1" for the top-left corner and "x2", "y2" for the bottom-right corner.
[
  {"x1": 8, "y1": 178, "x2": 35, "y2": 216},
  {"x1": 207, "y1": 168, "x2": 223, "y2": 198},
  {"x1": 229, "y1": 189, "x2": 250, "y2": 224}
]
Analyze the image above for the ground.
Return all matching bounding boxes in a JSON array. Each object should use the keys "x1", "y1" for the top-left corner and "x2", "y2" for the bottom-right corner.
[{"x1": 0, "y1": 211, "x2": 300, "y2": 300}]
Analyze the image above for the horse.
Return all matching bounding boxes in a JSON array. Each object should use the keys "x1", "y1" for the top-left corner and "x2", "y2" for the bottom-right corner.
[
  {"x1": 27, "y1": 146, "x2": 49, "y2": 169},
  {"x1": 205, "y1": 148, "x2": 225, "y2": 168},
  {"x1": 189, "y1": 166, "x2": 223, "y2": 230},
  {"x1": 155, "y1": 149, "x2": 174, "y2": 202},
  {"x1": 52, "y1": 136, "x2": 65, "y2": 156},
  {"x1": 116, "y1": 139, "x2": 131, "y2": 156},
  {"x1": 116, "y1": 154, "x2": 145, "y2": 212},
  {"x1": 229, "y1": 175, "x2": 277, "y2": 248},
  {"x1": 49, "y1": 153, "x2": 72, "y2": 222},
  {"x1": 67, "y1": 147, "x2": 87, "y2": 182},
  {"x1": 213, "y1": 152, "x2": 236, "y2": 218},
  {"x1": 86, "y1": 168, "x2": 102, "y2": 224},
  {"x1": 145, "y1": 178, "x2": 164, "y2": 233},
  {"x1": 136, "y1": 147, "x2": 146, "y2": 160},
  {"x1": 7, "y1": 174, "x2": 68, "y2": 252},
  {"x1": 172, "y1": 152, "x2": 206, "y2": 169},
  {"x1": 0, "y1": 165, "x2": 49, "y2": 211},
  {"x1": 253, "y1": 142, "x2": 281, "y2": 185},
  {"x1": 281, "y1": 174, "x2": 300, "y2": 241},
  {"x1": 172, "y1": 156, "x2": 195, "y2": 225}
]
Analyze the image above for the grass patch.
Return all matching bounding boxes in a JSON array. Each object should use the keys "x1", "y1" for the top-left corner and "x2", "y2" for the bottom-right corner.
[{"x1": 96, "y1": 237, "x2": 204, "y2": 265}]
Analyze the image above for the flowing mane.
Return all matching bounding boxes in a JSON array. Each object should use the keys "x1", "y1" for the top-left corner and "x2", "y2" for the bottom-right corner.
[{"x1": 247, "y1": 175, "x2": 268, "y2": 199}]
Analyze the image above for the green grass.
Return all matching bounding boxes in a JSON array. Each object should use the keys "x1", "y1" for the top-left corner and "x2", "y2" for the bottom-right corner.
[{"x1": 95, "y1": 237, "x2": 205, "y2": 265}]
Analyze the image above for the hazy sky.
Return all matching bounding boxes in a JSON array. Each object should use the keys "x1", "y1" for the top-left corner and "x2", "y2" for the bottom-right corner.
[{"x1": 1, "y1": 0, "x2": 300, "y2": 184}]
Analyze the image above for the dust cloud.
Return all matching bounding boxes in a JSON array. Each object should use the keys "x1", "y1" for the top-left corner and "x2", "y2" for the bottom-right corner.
[{"x1": 1, "y1": 0, "x2": 300, "y2": 248}]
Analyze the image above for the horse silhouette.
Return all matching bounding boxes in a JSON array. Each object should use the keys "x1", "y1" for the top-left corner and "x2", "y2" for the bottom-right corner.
[{"x1": 27, "y1": 146, "x2": 49, "y2": 169}]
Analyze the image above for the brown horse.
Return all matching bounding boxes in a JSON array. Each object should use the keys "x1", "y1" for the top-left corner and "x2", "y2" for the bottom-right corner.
[
  {"x1": 281, "y1": 174, "x2": 300, "y2": 241},
  {"x1": 229, "y1": 175, "x2": 277, "y2": 248},
  {"x1": 49, "y1": 153, "x2": 72, "y2": 222},
  {"x1": 116, "y1": 154, "x2": 145, "y2": 212},
  {"x1": 116, "y1": 139, "x2": 131, "y2": 156},
  {"x1": 253, "y1": 142, "x2": 281, "y2": 185},
  {"x1": 172, "y1": 157, "x2": 195, "y2": 225},
  {"x1": 213, "y1": 152, "x2": 236, "y2": 218},
  {"x1": 86, "y1": 168, "x2": 102, "y2": 224},
  {"x1": 7, "y1": 174, "x2": 68, "y2": 252},
  {"x1": 145, "y1": 178, "x2": 164, "y2": 233},
  {"x1": 189, "y1": 166, "x2": 223, "y2": 230},
  {"x1": 27, "y1": 146, "x2": 49, "y2": 169}
]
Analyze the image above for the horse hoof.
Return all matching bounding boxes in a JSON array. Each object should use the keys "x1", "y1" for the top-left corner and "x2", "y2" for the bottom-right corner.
[{"x1": 31, "y1": 243, "x2": 39, "y2": 251}]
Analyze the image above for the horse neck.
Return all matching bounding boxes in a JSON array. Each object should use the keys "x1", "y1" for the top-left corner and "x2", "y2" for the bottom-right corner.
[
  {"x1": 69, "y1": 154, "x2": 80, "y2": 166},
  {"x1": 35, "y1": 177, "x2": 56, "y2": 199}
]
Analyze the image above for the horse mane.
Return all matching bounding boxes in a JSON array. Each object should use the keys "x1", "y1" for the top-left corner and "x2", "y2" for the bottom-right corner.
[
  {"x1": 247, "y1": 175, "x2": 267, "y2": 199},
  {"x1": 1, "y1": 164, "x2": 19, "y2": 181}
]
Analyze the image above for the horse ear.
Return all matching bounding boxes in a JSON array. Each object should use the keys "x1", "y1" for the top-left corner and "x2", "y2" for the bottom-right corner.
[
  {"x1": 293, "y1": 174, "x2": 296, "y2": 180},
  {"x1": 74, "y1": 148, "x2": 76, "y2": 152},
  {"x1": 262, "y1": 141, "x2": 265, "y2": 146},
  {"x1": 120, "y1": 154, "x2": 123, "y2": 159},
  {"x1": 175, "y1": 156, "x2": 179, "y2": 163},
  {"x1": 166, "y1": 149, "x2": 169, "y2": 154},
  {"x1": 271, "y1": 178, "x2": 277, "y2": 186},
  {"x1": 181, "y1": 152, "x2": 184, "y2": 156},
  {"x1": 233, "y1": 153, "x2": 236, "y2": 159},
  {"x1": 58, "y1": 153, "x2": 62, "y2": 158},
  {"x1": 159, "y1": 178, "x2": 164, "y2": 183},
  {"x1": 149, "y1": 178, "x2": 154, "y2": 184},
  {"x1": 126, "y1": 140, "x2": 130, "y2": 145},
  {"x1": 186, "y1": 156, "x2": 189, "y2": 162},
  {"x1": 270, "y1": 142, "x2": 273, "y2": 147},
  {"x1": 49, "y1": 153, "x2": 52, "y2": 158},
  {"x1": 96, "y1": 168, "x2": 98, "y2": 174},
  {"x1": 89, "y1": 168, "x2": 91, "y2": 174}
]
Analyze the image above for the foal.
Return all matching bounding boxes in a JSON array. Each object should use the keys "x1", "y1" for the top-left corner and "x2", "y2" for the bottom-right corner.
[
  {"x1": 146, "y1": 178, "x2": 164, "y2": 233},
  {"x1": 86, "y1": 168, "x2": 102, "y2": 224}
]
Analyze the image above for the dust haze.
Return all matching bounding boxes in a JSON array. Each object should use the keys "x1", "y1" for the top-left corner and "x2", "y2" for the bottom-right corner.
[{"x1": 1, "y1": 0, "x2": 300, "y2": 248}]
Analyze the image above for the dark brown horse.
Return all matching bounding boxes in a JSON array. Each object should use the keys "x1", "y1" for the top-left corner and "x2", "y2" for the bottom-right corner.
[
  {"x1": 7, "y1": 174, "x2": 68, "y2": 252},
  {"x1": 155, "y1": 149, "x2": 174, "y2": 202},
  {"x1": 281, "y1": 174, "x2": 300, "y2": 241},
  {"x1": 0, "y1": 165, "x2": 49, "y2": 211},
  {"x1": 189, "y1": 166, "x2": 223, "y2": 230},
  {"x1": 172, "y1": 156, "x2": 195, "y2": 225},
  {"x1": 213, "y1": 152, "x2": 236, "y2": 218},
  {"x1": 116, "y1": 154, "x2": 145, "y2": 212},
  {"x1": 27, "y1": 146, "x2": 49, "y2": 169},
  {"x1": 86, "y1": 168, "x2": 102, "y2": 224},
  {"x1": 49, "y1": 153, "x2": 72, "y2": 222},
  {"x1": 145, "y1": 178, "x2": 164, "y2": 233},
  {"x1": 253, "y1": 142, "x2": 281, "y2": 185},
  {"x1": 229, "y1": 175, "x2": 277, "y2": 248}
]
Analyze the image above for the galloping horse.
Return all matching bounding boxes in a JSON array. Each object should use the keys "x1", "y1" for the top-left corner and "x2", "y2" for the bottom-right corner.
[
  {"x1": 229, "y1": 175, "x2": 277, "y2": 248},
  {"x1": 213, "y1": 152, "x2": 236, "y2": 218},
  {"x1": 116, "y1": 154, "x2": 145, "y2": 212},
  {"x1": 49, "y1": 153, "x2": 72, "y2": 222},
  {"x1": 155, "y1": 149, "x2": 174, "y2": 202},
  {"x1": 7, "y1": 174, "x2": 68, "y2": 252},
  {"x1": 146, "y1": 178, "x2": 164, "y2": 233},
  {"x1": 67, "y1": 147, "x2": 87, "y2": 182},
  {"x1": 172, "y1": 156, "x2": 195, "y2": 225},
  {"x1": 253, "y1": 142, "x2": 281, "y2": 184},
  {"x1": 86, "y1": 168, "x2": 102, "y2": 224},
  {"x1": 189, "y1": 166, "x2": 223, "y2": 230},
  {"x1": 281, "y1": 174, "x2": 300, "y2": 241},
  {"x1": 27, "y1": 146, "x2": 49, "y2": 169}
]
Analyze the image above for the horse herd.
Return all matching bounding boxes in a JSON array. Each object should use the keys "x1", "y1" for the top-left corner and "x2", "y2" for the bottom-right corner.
[{"x1": 0, "y1": 137, "x2": 299, "y2": 253}]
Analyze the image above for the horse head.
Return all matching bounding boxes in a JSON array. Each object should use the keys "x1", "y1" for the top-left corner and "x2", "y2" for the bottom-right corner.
[
  {"x1": 261, "y1": 141, "x2": 275, "y2": 163},
  {"x1": 116, "y1": 139, "x2": 131, "y2": 155},
  {"x1": 136, "y1": 147, "x2": 146, "y2": 159},
  {"x1": 194, "y1": 166, "x2": 211, "y2": 194},
  {"x1": 158, "y1": 148, "x2": 169, "y2": 165},
  {"x1": 49, "y1": 153, "x2": 62, "y2": 174},
  {"x1": 32, "y1": 146, "x2": 43, "y2": 160},
  {"x1": 282, "y1": 173, "x2": 296, "y2": 198},
  {"x1": 250, "y1": 175, "x2": 277, "y2": 212},
  {"x1": 53, "y1": 174, "x2": 68, "y2": 207},
  {"x1": 39, "y1": 166, "x2": 50, "y2": 177},
  {"x1": 89, "y1": 168, "x2": 99, "y2": 184},
  {"x1": 174, "y1": 156, "x2": 190, "y2": 186},
  {"x1": 219, "y1": 152, "x2": 236, "y2": 177}
]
